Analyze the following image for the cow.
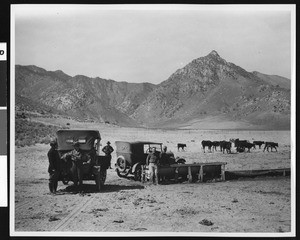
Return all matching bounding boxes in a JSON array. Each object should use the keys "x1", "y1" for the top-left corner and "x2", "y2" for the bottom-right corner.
[
  {"x1": 219, "y1": 141, "x2": 231, "y2": 154},
  {"x1": 201, "y1": 140, "x2": 213, "y2": 153},
  {"x1": 177, "y1": 143, "x2": 187, "y2": 151},
  {"x1": 253, "y1": 141, "x2": 265, "y2": 149},
  {"x1": 243, "y1": 142, "x2": 256, "y2": 152},
  {"x1": 211, "y1": 141, "x2": 220, "y2": 151},
  {"x1": 230, "y1": 139, "x2": 250, "y2": 153},
  {"x1": 263, "y1": 142, "x2": 278, "y2": 152}
]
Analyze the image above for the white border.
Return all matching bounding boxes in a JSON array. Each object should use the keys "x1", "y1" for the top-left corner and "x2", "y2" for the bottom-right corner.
[
  {"x1": 289, "y1": 4, "x2": 296, "y2": 237},
  {"x1": 10, "y1": 4, "x2": 296, "y2": 237}
]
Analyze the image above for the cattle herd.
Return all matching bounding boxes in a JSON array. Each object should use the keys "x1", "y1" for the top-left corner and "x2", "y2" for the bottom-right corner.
[{"x1": 178, "y1": 139, "x2": 279, "y2": 154}]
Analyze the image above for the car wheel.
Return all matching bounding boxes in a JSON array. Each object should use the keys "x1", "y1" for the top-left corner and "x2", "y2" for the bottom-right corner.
[
  {"x1": 134, "y1": 165, "x2": 142, "y2": 181},
  {"x1": 95, "y1": 169, "x2": 107, "y2": 192},
  {"x1": 95, "y1": 173, "x2": 101, "y2": 192},
  {"x1": 116, "y1": 156, "x2": 127, "y2": 172},
  {"x1": 62, "y1": 179, "x2": 69, "y2": 185}
]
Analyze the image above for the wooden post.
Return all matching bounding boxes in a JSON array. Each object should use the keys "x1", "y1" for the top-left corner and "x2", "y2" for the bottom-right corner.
[
  {"x1": 188, "y1": 166, "x2": 192, "y2": 183},
  {"x1": 174, "y1": 167, "x2": 179, "y2": 183},
  {"x1": 221, "y1": 164, "x2": 225, "y2": 181},
  {"x1": 198, "y1": 165, "x2": 203, "y2": 182},
  {"x1": 283, "y1": 170, "x2": 286, "y2": 177}
]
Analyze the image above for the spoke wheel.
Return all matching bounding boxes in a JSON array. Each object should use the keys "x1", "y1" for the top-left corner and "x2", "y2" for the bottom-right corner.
[{"x1": 116, "y1": 156, "x2": 127, "y2": 172}]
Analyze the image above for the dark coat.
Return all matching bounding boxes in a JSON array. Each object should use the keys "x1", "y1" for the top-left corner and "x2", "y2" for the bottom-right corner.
[
  {"x1": 47, "y1": 147, "x2": 61, "y2": 173},
  {"x1": 102, "y1": 145, "x2": 114, "y2": 156}
]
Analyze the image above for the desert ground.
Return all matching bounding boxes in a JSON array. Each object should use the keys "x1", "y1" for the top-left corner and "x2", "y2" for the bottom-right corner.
[{"x1": 13, "y1": 118, "x2": 292, "y2": 235}]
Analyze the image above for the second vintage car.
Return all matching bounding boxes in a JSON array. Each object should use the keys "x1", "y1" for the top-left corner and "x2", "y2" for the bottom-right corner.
[{"x1": 115, "y1": 141, "x2": 185, "y2": 181}]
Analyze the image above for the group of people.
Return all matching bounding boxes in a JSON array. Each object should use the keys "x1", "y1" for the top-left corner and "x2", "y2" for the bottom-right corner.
[
  {"x1": 145, "y1": 146, "x2": 172, "y2": 185},
  {"x1": 48, "y1": 139, "x2": 173, "y2": 192},
  {"x1": 47, "y1": 139, "x2": 114, "y2": 194}
]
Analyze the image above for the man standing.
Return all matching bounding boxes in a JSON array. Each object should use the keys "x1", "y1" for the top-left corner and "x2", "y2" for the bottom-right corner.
[
  {"x1": 102, "y1": 141, "x2": 114, "y2": 169},
  {"x1": 146, "y1": 147, "x2": 160, "y2": 185},
  {"x1": 47, "y1": 139, "x2": 60, "y2": 194},
  {"x1": 159, "y1": 146, "x2": 169, "y2": 166},
  {"x1": 61, "y1": 141, "x2": 84, "y2": 188}
]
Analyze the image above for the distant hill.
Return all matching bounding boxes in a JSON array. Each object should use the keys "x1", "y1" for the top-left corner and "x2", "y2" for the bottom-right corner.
[{"x1": 15, "y1": 51, "x2": 291, "y2": 130}]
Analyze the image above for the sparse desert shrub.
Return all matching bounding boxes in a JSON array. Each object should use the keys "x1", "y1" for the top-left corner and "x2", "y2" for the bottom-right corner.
[
  {"x1": 258, "y1": 85, "x2": 268, "y2": 92},
  {"x1": 15, "y1": 118, "x2": 62, "y2": 147}
]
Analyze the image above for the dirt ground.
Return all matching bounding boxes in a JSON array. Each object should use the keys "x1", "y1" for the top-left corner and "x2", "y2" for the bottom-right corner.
[{"x1": 12, "y1": 120, "x2": 293, "y2": 236}]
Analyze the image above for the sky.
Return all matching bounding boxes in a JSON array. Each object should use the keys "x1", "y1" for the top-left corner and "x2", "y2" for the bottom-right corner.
[{"x1": 13, "y1": 5, "x2": 294, "y2": 84}]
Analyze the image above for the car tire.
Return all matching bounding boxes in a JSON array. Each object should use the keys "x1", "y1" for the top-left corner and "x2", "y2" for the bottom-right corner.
[
  {"x1": 134, "y1": 165, "x2": 142, "y2": 181},
  {"x1": 95, "y1": 169, "x2": 107, "y2": 192}
]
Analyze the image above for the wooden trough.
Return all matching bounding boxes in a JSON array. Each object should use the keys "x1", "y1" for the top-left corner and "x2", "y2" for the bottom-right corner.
[
  {"x1": 142, "y1": 162, "x2": 227, "y2": 183},
  {"x1": 225, "y1": 168, "x2": 290, "y2": 180},
  {"x1": 142, "y1": 163, "x2": 290, "y2": 183}
]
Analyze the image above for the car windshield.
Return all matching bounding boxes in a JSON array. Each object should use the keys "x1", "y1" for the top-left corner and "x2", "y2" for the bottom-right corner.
[{"x1": 143, "y1": 144, "x2": 162, "y2": 153}]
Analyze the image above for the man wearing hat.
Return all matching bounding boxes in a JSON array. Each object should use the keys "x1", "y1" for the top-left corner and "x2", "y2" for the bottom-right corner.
[
  {"x1": 102, "y1": 141, "x2": 114, "y2": 169},
  {"x1": 146, "y1": 147, "x2": 160, "y2": 185},
  {"x1": 47, "y1": 139, "x2": 60, "y2": 194},
  {"x1": 61, "y1": 141, "x2": 84, "y2": 188},
  {"x1": 159, "y1": 146, "x2": 169, "y2": 166}
]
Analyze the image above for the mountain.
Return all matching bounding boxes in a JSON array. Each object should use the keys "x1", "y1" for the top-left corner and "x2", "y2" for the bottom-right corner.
[
  {"x1": 252, "y1": 71, "x2": 290, "y2": 89},
  {"x1": 15, "y1": 51, "x2": 291, "y2": 130},
  {"x1": 131, "y1": 50, "x2": 291, "y2": 129},
  {"x1": 15, "y1": 65, "x2": 156, "y2": 127}
]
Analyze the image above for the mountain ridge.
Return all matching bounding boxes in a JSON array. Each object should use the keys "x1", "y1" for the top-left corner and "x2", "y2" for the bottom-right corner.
[{"x1": 15, "y1": 50, "x2": 291, "y2": 130}]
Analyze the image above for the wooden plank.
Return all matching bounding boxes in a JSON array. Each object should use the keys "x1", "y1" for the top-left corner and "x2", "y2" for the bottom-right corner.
[{"x1": 170, "y1": 162, "x2": 227, "y2": 168}]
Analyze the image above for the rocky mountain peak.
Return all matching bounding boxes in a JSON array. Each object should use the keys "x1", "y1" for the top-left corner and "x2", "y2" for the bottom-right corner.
[{"x1": 207, "y1": 50, "x2": 220, "y2": 58}]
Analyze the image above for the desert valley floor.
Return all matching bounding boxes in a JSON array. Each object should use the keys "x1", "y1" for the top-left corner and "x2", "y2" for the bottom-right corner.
[{"x1": 13, "y1": 119, "x2": 292, "y2": 235}]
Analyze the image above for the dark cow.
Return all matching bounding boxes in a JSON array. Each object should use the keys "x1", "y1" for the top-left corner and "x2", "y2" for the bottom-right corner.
[
  {"x1": 219, "y1": 141, "x2": 231, "y2": 154},
  {"x1": 177, "y1": 143, "x2": 187, "y2": 151},
  {"x1": 243, "y1": 142, "x2": 256, "y2": 152},
  {"x1": 253, "y1": 141, "x2": 265, "y2": 149},
  {"x1": 211, "y1": 141, "x2": 220, "y2": 151},
  {"x1": 231, "y1": 139, "x2": 250, "y2": 153},
  {"x1": 201, "y1": 140, "x2": 213, "y2": 153},
  {"x1": 263, "y1": 142, "x2": 278, "y2": 152}
]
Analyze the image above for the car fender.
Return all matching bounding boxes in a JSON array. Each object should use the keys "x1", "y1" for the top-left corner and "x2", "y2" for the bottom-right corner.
[
  {"x1": 132, "y1": 162, "x2": 142, "y2": 173},
  {"x1": 115, "y1": 155, "x2": 125, "y2": 167}
]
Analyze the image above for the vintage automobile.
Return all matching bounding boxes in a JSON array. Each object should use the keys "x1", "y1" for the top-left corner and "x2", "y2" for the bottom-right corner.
[
  {"x1": 56, "y1": 129, "x2": 109, "y2": 191},
  {"x1": 115, "y1": 141, "x2": 185, "y2": 181}
]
